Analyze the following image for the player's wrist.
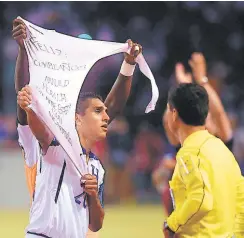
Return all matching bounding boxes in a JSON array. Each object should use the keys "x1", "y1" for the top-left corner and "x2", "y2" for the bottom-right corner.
[
  {"x1": 18, "y1": 44, "x2": 26, "y2": 51},
  {"x1": 87, "y1": 193, "x2": 99, "y2": 202},
  {"x1": 120, "y1": 60, "x2": 136, "y2": 77},
  {"x1": 196, "y1": 76, "x2": 208, "y2": 85},
  {"x1": 124, "y1": 53, "x2": 137, "y2": 65},
  {"x1": 87, "y1": 193, "x2": 100, "y2": 207}
]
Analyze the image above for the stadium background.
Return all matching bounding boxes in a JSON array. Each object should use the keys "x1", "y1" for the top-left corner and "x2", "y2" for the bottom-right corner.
[{"x1": 0, "y1": 1, "x2": 244, "y2": 237}]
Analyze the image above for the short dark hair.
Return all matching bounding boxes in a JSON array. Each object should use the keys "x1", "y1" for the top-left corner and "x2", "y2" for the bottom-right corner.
[
  {"x1": 76, "y1": 92, "x2": 103, "y2": 114},
  {"x1": 168, "y1": 83, "x2": 209, "y2": 126}
]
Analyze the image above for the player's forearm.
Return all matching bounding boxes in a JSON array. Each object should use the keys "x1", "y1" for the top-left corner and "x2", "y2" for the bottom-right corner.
[
  {"x1": 26, "y1": 109, "x2": 53, "y2": 152},
  {"x1": 104, "y1": 73, "x2": 132, "y2": 123},
  {"x1": 203, "y1": 83, "x2": 232, "y2": 141},
  {"x1": 15, "y1": 48, "x2": 30, "y2": 125},
  {"x1": 15, "y1": 47, "x2": 29, "y2": 92},
  {"x1": 88, "y1": 195, "x2": 104, "y2": 232},
  {"x1": 17, "y1": 106, "x2": 28, "y2": 125}
]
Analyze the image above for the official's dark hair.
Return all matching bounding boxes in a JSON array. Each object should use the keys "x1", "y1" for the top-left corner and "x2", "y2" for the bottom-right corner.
[
  {"x1": 168, "y1": 83, "x2": 209, "y2": 126},
  {"x1": 76, "y1": 92, "x2": 103, "y2": 114}
]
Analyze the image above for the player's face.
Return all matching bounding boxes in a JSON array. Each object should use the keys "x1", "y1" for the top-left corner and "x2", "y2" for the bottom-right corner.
[{"x1": 76, "y1": 98, "x2": 110, "y2": 141}]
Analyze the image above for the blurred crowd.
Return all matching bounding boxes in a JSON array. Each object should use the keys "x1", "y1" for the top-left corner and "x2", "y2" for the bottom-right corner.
[{"x1": 1, "y1": 2, "x2": 244, "y2": 204}]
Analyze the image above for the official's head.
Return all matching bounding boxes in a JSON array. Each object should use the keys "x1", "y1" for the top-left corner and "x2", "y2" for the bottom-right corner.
[
  {"x1": 166, "y1": 83, "x2": 209, "y2": 134},
  {"x1": 75, "y1": 92, "x2": 109, "y2": 141}
]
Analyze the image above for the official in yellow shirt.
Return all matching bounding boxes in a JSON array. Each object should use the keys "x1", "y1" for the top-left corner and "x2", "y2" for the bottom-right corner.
[{"x1": 163, "y1": 83, "x2": 244, "y2": 238}]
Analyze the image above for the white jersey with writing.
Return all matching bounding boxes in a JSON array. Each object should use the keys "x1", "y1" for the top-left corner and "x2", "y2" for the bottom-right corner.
[{"x1": 25, "y1": 143, "x2": 105, "y2": 238}]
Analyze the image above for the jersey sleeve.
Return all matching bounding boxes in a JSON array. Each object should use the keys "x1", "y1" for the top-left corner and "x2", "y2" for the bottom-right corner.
[
  {"x1": 98, "y1": 183, "x2": 104, "y2": 208},
  {"x1": 17, "y1": 124, "x2": 40, "y2": 168},
  {"x1": 167, "y1": 153, "x2": 213, "y2": 232}
]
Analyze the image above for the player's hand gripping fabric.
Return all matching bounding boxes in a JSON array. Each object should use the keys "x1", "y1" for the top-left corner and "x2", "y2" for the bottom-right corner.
[
  {"x1": 124, "y1": 39, "x2": 142, "y2": 65},
  {"x1": 17, "y1": 86, "x2": 32, "y2": 112},
  {"x1": 81, "y1": 174, "x2": 99, "y2": 199},
  {"x1": 12, "y1": 18, "x2": 27, "y2": 48}
]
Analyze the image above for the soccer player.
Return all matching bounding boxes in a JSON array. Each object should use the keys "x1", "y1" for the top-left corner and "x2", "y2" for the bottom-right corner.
[
  {"x1": 19, "y1": 88, "x2": 106, "y2": 238},
  {"x1": 13, "y1": 19, "x2": 102, "y2": 236},
  {"x1": 163, "y1": 83, "x2": 244, "y2": 238},
  {"x1": 13, "y1": 18, "x2": 142, "y2": 238}
]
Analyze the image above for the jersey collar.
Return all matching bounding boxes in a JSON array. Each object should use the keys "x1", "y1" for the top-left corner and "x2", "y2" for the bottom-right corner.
[
  {"x1": 80, "y1": 146, "x2": 98, "y2": 161},
  {"x1": 182, "y1": 129, "x2": 210, "y2": 148}
]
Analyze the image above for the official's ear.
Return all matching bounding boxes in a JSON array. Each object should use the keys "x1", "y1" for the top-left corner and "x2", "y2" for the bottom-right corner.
[{"x1": 172, "y1": 108, "x2": 178, "y2": 123}]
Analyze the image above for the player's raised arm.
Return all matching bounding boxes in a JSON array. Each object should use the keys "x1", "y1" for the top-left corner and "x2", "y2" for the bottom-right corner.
[
  {"x1": 104, "y1": 39, "x2": 142, "y2": 123},
  {"x1": 17, "y1": 85, "x2": 54, "y2": 153},
  {"x1": 12, "y1": 18, "x2": 29, "y2": 125},
  {"x1": 189, "y1": 53, "x2": 233, "y2": 142}
]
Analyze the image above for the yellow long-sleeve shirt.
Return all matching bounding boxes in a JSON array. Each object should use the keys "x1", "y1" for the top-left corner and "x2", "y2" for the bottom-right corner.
[{"x1": 167, "y1": 130, "x2": 244, "y2": 238}]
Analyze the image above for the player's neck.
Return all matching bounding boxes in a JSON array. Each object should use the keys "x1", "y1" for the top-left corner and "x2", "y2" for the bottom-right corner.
[
  {"x1": 178, "y1": 125, "x2": 206, "y2": 146},
  {"x1": 78, "y1": 134, "x2": 95, "y2": 155}
]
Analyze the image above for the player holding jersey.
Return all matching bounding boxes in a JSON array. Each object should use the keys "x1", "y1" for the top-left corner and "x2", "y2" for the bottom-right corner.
[
  {"x1": 13, "y1": 17, "x2": 142, "y2": 238},
  {"x1": 19, "y1": 88, "x2": 106, "y2": 238}
]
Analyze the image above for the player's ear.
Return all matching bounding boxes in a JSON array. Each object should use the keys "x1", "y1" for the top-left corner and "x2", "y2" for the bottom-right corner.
[{"x1": 75, "y1": 113, "x2": 82, "y2": 126}]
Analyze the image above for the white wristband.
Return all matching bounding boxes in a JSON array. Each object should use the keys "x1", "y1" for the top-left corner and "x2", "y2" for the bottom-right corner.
[
  {"x1": 201, "y1": 76, "x2": 209, "y2": 84},
  {"x1": 120, "y1": 60, "x2": 136, "y2": 76}
]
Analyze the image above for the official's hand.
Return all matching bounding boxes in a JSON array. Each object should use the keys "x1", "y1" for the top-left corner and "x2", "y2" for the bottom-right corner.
[
  {"x1": 17, "y1": 85, "x2": 32, "y2": 112},
  {"x1": 124, "y1": 39, "x2": 142, "y2": 65},
  {"x1": 12, "y1": 18, "x2": 27, "y2": 49},
  {"x1": 175, "y1": 63, "x2": 192, "y2": 84},
  {"x1": 163, "y1": 228, "x2": 175, "y2": 238},
  {"x1": 81, "y1": 174, "x2": 98, "y2": 198},
  {"x1": 188, "y1": 52, "x2": 207, "y2": 84},
  {"x1": 163, "y1": 221, "x2": 175, "y2": 238}
]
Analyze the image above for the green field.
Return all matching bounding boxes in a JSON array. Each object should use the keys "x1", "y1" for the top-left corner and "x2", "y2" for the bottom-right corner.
[{"x1": 0, "y1": 204, "x2": 165, "y2": 238}]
